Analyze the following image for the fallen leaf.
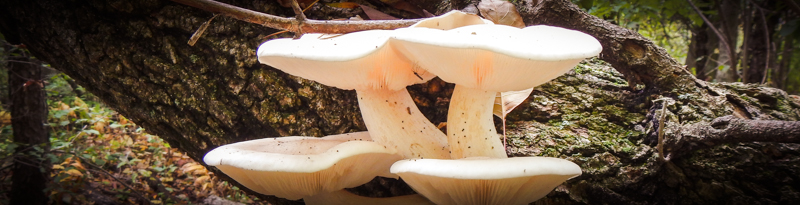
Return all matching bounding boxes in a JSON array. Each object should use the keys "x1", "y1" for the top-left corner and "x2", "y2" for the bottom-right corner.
[{"x1": 477, "y1": 0, "x2": 526, "y2": 28}]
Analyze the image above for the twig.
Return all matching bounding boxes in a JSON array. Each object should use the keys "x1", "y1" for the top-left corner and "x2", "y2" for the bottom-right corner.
[
  {"x1": 757, "y1": 6, "x2": 771, "y2": 84},
  {"x1": 289, "y1": 0, "x2": 306, "y2": 22},
  {"x1": 169, "y1": 0, "x2": 420, "y2": 34},
  {"x1": 302, "y1": 0, "x2": 320, "y2": 12},
  {"x1": 188, "y1": 14, "x2": 219, "y2": 46},
  {"x1": 289, "y1": 0, "x2": 306, "y2": 38},
  {"x1": 657, "y1": 101, "x2": 667, "y2": 160},
  {"x1": 653, "y1": 97, "x2": 674, "y2": 160}
]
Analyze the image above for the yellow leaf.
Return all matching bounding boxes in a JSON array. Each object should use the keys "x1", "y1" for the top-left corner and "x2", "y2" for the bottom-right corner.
[
  {"x1": 65, "y1": 169, "x2": 84, "y2": 177},
  {"x1": 326, "y1": 2, "x2": 360, "y2": 9},
  {"x1": 181, "y1": 163, "x2": 206, "y2": 175},
  {"x1": 70, "y1": 161, "x2": 86, "y2": 171},
  {"x1": 73, "y1": 97, "x2": 87, "y2": 109},
  {"x1": 52, "y1": 165, "x2": 65, "y2": 170},
  {"x1": 59, "y1": 101, "x2": 70, "y2": 110},
  {"x1": 193, "y1": 168, "x2": 208, "y2": 176},
  {"x1": 194, "y1": 175, "x2": 210, "y2": 187},
  {"x1": 0, "y1": 111, "x2": 10, "y2": 125}
]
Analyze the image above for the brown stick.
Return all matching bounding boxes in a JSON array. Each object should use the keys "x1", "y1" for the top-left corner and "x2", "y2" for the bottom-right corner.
[
  {"x1": 663, "y1": 115, "x2": 800, "y2": 160},
  {"x1": 169, "y1": 0, "x2": 420, "y2": 34}
]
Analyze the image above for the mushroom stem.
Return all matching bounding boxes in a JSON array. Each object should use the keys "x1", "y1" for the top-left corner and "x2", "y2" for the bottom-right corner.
[
  {"x1": 447, "y1": 84, "x2": 507, "y2": 159},
  {"x1": 357, "y1": 88, "x2": 450, "y2": 159},
  {"x1": 304, "y1": 190, "x2": 435, "y2": 205}
]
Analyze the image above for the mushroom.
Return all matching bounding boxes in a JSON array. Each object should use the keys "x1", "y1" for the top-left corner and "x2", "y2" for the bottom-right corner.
[
  {"x1": 256, "y1": 11, "x2": 491, "y2": 159},
  {"x1": 409, "y1": 10, "x2": 494, "y2": 30},
  {"x1": 390, "y1": 157, "x2": 582, "y2": 205},
  {"x1": 203, "y1": 132, "x2": 404, "y2": 202},
  {"x1": 392, "y1": 24, "x2": 602, "y2": 158}
]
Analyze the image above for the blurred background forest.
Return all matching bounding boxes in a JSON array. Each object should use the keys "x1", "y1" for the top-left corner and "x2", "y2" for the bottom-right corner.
[{"x1": 0, "y1": 0, "x2": 798, "y2": 204}]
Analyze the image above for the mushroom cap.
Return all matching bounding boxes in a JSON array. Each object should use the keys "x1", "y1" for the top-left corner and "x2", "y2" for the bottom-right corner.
[
  {"x1": 257, "y1": 30, "x2": 435, "y2": 91},
  {"x1": 204, "y1": 132, "x2": 402, "y2": 200},
  {"x1": 409, "y1": 10, "x2": 494, "y2": 29},
  {"x1": 393, "y1": 24, "x2": 602, "y2": 92},
  {"x1": 390, "y1": 157, "x2": 582, "y2": 205}
]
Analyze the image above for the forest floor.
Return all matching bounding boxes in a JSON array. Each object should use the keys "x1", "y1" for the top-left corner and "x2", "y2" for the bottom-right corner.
[{"x1": 0, "y1": 73, "x2": 266, "y2": 205}]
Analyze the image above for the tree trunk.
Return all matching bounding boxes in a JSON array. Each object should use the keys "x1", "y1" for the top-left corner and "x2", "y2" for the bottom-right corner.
[
  {"x1": 744, "y1": 0, "x2": 779, "y2": 84},
  {"x1": 1, "y1": 0, "x2": 799, "y2": 204},
  {"x1": 686, "y1": 23, "x2": 710, "y2": 80},
  {"x1": 6, "y1": 45, "x2": 50, "y2": 205},
  {"x1": 775, "y1": 18, "x2": 795, "y2": 90},
  {"x1": 713, "y1": 0, "x2": 741, "y2": 82}
]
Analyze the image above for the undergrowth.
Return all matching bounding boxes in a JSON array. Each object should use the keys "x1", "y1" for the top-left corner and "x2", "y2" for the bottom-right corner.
[{"x1": 0, "y1": 73, "x2": 265, "y2": 204}]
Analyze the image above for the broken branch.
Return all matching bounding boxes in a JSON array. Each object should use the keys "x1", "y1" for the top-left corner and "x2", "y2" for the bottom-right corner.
[
  {"x1": 169, "y1": 0, "x2": 420, "y2": 34},
  {"x1": 664, "y1": 115, "x2": 800, "y2": 160}
]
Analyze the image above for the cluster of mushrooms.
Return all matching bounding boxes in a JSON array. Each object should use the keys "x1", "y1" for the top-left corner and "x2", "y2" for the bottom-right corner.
[{"x1": 204, "y1": 11, "x2": 602, "y2": 205}]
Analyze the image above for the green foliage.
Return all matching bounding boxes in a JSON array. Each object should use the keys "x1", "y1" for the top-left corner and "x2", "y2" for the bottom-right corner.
[{"x1": 572, "y1": 0, "x2": 695, "y2": 62}]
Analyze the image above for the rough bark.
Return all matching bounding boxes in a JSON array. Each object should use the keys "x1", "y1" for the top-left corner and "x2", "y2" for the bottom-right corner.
[
  {"x1": 0, "y1": 0, "x2": 799, "y2": 204},
  {"x1": 7, "y1": 46, "x2": 50, "y2": 205}
]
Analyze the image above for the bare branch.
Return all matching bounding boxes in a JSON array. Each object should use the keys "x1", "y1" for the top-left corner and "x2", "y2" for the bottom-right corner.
[
  {"x1": 664, "y1": 115, "x2": 800, "y2": 160},
  {"x1": 169, "y1": 0, "x2": 421, "y2": 34}
]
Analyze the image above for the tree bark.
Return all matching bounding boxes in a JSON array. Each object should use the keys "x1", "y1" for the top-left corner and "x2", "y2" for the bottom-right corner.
[
  {"x1": 6, "y1": 45, "x2": 50, "y2": 205},
  {"x1": 0, "y1": 0, "x2": 799, "y2": 204}
]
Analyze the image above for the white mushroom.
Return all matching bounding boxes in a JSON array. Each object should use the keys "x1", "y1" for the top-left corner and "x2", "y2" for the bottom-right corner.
[
  {"x1": 390, "y1": 157, "x2": 582, "y2": 205},
  {"x1": 203, "y1": 132, "x2": 402, "y2": 202},
  {"x1": 256, "y1": 11, "x2": 492, "y2": 160},
  {"x1": 393, "y1": 24, "x2": 602, "y2": 158},
  {"x1": 257, "y1": 30, "x2": 450, "y2": 159}
]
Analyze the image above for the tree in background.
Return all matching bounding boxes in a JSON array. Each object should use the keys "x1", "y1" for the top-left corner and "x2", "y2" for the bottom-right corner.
[
  {"x1": 576, "y1": 0, "x2": 799, "y2": 93},
  {"x1": 4, "y1": 42, "x2": 50, "y2": 205}
]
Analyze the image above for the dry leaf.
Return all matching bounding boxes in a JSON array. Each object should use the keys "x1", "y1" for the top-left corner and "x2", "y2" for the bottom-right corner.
[
  {"x1": 477, "y1": 0, "x2": 526, "y2": 28},
  {"x1": 493, "y1": 88, "x2": 534, "y2": 118},
  {"x1": 493, "y1": 87, "x2": 533, "y2": 148},
  {"x1": 180, "y1": 163, "x2": 205, "y2": 175}
]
